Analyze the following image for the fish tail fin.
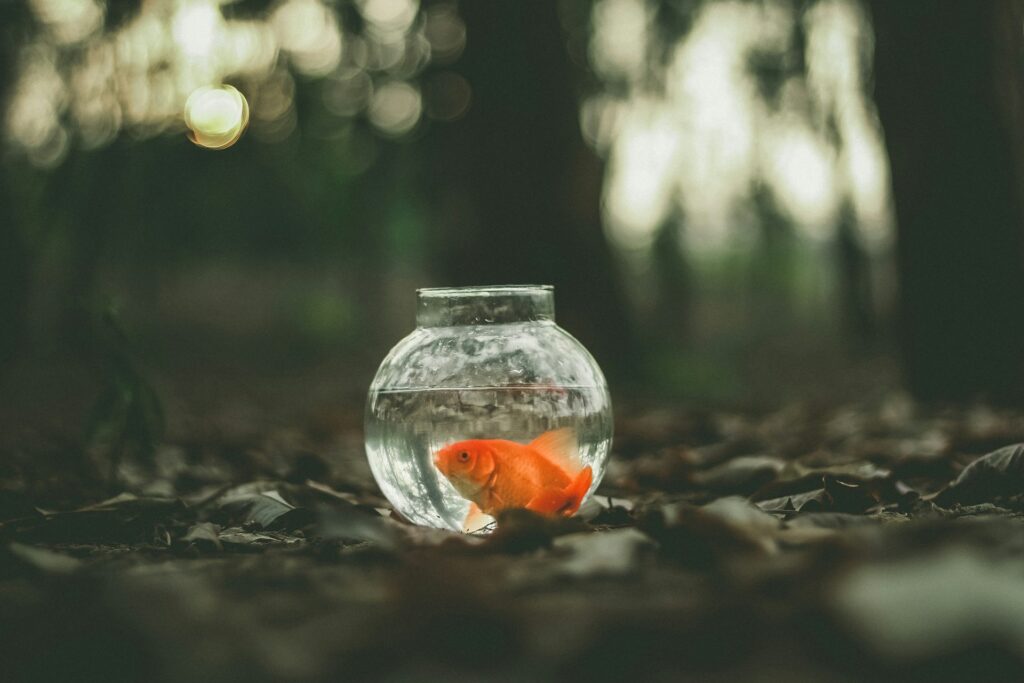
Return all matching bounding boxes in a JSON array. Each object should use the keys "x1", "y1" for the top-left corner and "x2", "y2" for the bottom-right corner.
[
  {"x1": 560, "y1": 465, "x2": 593, "y2": 516},
  {"x1": 525, "y1": 466, "x2": 594, "y2": 517},
  {"x1": 528, "y1": 427, "x2": 581, "y2": 474}
]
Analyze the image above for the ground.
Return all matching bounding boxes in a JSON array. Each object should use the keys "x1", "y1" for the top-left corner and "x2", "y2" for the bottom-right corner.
[{"x1": 2, "y1": 364, "x2": 1024, "y2": 682}]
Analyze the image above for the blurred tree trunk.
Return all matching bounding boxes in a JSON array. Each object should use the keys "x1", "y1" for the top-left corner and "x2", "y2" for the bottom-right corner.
[
  {"x1": 652, "y1": 221, "x2": 691, "y2": 344},
  {"x1": 0, "y1": 171, "x2": 29, "y2": 369},
  {"x1": 836, "y1": 203, "x2": 875, "y2": 349},
  {"x1": 870, "y1": 0, "x2": 1024, "y2": 401},
  {"x1": 428, "y1": 0, "x2": 635, "y2": 377},
  {"x1": 0, "y1": 10, "x2": 31, "y2": 369}
]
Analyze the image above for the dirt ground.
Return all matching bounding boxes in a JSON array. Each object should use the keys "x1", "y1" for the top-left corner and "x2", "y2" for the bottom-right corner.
[{"x1": 2, "y1": 362, "x2": 1024, "y2": 682}]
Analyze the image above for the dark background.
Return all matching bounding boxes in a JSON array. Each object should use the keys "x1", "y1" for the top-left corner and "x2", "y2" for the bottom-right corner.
[{"x1": 2, "y1": 0, "x2": 1021, "y2": 415}]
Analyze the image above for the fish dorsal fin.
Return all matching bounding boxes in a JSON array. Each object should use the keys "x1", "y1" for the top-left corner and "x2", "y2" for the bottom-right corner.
[{"x1": 528, "y1": 428, "x2": 581, "y2": 474}]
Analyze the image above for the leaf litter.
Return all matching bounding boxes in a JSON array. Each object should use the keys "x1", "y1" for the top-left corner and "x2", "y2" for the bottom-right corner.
[{"x1": 3, "y1": 396, "x2": 1024, "y2": 680}]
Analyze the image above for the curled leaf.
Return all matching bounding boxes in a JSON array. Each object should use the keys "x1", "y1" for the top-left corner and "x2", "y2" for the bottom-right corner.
[
  {"x1": 935, "y1": 444, "x2": 1024, "y2": 506},
  {"x1": 217, "y1": 491, "x2": 313, "y2": 531}
]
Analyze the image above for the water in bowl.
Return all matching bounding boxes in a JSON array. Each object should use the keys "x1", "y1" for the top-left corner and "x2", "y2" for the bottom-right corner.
[{"x1": 365, "y1": 385, "x2": 612, "y2": 531}]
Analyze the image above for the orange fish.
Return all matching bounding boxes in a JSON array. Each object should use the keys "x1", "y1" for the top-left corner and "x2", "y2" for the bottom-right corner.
[{"x1": 434, "y1": 428, "x2": 593, "y2": 532}]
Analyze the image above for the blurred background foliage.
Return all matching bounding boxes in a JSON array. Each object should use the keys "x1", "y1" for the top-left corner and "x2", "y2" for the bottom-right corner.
[{"x1": 0, "y1": 0, "x2": 1021, "y2": 413}]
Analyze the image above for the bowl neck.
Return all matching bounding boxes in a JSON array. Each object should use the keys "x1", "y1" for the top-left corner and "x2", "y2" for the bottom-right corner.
[{"x1": 416, "y1": 286, "x2": 555, "y2": 327}]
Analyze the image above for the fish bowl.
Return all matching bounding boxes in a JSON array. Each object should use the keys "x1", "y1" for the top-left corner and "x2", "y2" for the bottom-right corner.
[{"x1": 365, "y1": 285, "x2": 612, "y2": 532}]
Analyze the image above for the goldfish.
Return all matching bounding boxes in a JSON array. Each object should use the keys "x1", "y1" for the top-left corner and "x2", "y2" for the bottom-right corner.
[{"x1": 434, "y1": 428, "x2": 593, "y2": 532}]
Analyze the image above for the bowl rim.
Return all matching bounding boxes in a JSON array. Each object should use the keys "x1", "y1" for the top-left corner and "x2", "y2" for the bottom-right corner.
[{"x1": 416, "y1": 284, "x2": 554, "y2": 297}]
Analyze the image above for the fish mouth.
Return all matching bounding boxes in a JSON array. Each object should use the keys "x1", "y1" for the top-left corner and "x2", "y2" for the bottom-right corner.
[{"x1": 433, "y1": 454, "x2": 447, "y2": 474}]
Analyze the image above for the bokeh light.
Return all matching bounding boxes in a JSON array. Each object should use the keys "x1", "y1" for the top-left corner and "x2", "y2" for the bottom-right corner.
[
  {"x1": 185, "y1": 85, "x2": 250, "y2": 149},
  {"x1": 29, "y1": 0, "x2": 104, "y2": 46},
  {"x1": 585, "y1": 0, "x2": 893, "y2": 256},
  {"x1": 323, "y1": 69, "x2": 374, "y2": 117},
  {"x1": 172, "y1": 0, "x2": 221, "y2": 59},
  {"x1": 423, "y1": 2, "x2": 466, "y2": 64},
  {"x1": 4, "y1": 0, "x2": 459, "y2": 164},
  {"x1": 763, "y1": 117, "x2": 839, "y2": 238},
  {"x1": 423, "y1": 71, "x2": 471, "y2": 122},
  {"x1": 368, "y1": 81, "x2": 422, "y2": 136},
  {"x1": 358, "y1": 0, "x2": 419, "y2": 40},
  {"x1": 603, "y1": 100, "x2": 681, "y2": 252},
  {"x1": 272, "y1": 0, "x2": 343, "y2": 76},
  {"x1": 589, "y1": 0, "x2": 649, "y2": 81},
  {"x1": 4, "y1": 47, "x2": 68, "y2": 168}
]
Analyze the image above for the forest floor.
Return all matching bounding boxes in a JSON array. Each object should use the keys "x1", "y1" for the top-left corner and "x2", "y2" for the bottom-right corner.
[{"x1": 2, "y1": 360, "x2": 1024, "y2": 682}]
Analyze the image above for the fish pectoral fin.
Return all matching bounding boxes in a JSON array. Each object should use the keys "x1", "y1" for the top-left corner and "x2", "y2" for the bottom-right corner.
[{"x1": 463, "y1": 503, "x2": 495, "y2": 533}]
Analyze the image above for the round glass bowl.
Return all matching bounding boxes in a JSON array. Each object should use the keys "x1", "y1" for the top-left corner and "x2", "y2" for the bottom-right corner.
[{"x1": 365, "y1": 285, "x2": 612, "y2": 532}]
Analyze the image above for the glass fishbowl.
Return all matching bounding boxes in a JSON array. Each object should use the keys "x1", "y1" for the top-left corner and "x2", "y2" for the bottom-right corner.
[{"x1": 365, "y1": 285, "x2": 612, "y2": 532}]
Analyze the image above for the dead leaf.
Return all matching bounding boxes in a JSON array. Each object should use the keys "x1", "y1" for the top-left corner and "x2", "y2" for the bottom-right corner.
[
  {"x1": 934, "y1": 444, "x2": 1024, "y2": 506},
  {"x1": 217, "y1": 528, "x2": 303, "y2": 550},
  {"x1": 216, "y1": 490, "x2": 313, "y2": 531},
  {"x1": 757, "y1": 489, "x2": 824, "y2": 514},
  {"x1": 819, "y1": 475, "x2": 880, "y2": 514},
  {"x1": 639, "y1": 499, "x2": 772, "y2": 567},
  {"x1": 315, "y1": 501, "x2": 404, "y2": 550},
  {"x1": 7, "y1": 543, "x2": 82, "y2": 574},
  {"x1": 179, "y1": 522, "x2": 222, "y2": 552},
  {"x1": 8, "y1": 494, "x2": 188, "y2": 544},
  {"x1": 551, "y1": 528, "x2": 655, "y2": 579},
  {"x1": 692, "y1": 455, "x2": 786, "y2": 495},
  {"x1": 833, "y1": 547, "x2": 1024, "y2": 660},
  {"x1": 483, "y1": 509, "x2": 587, "y2": 554}
]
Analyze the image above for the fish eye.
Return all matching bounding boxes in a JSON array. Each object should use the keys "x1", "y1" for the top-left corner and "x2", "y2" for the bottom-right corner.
[{"x1": 458, "y1": 451, "x2": 470, "y2": 462}]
